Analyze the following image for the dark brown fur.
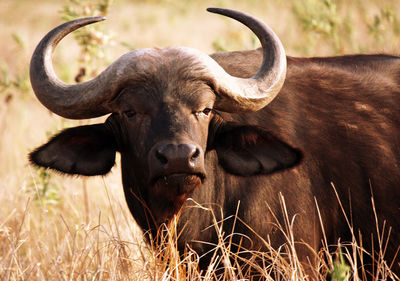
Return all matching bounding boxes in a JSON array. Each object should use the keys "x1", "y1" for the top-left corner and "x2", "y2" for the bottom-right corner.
[
  {"x1": 212, "y1": 49, "x2": 400, "y2": 275},
  {"x1": 30, "y1": 49, "x2": 400, "y2": 278}
]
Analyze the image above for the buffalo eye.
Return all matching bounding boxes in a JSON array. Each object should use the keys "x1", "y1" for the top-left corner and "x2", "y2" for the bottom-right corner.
[
  {"x1": 195, "y1": 108, "x2": 212, "y2": 118},
  {"x1": 123, "y1": 110, "x2": 136, "y2": 118},
  {"x1": 202, "y1": 108, "x2": 212, "y2": 116}
]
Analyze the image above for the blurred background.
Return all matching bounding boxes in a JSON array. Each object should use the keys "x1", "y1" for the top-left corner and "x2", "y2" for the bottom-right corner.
[{"x1": 0, "y1": 0, "x2": 399, "y2": 280}]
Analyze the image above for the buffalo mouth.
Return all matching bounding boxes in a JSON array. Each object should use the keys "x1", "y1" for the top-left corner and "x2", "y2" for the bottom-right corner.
[
  {"x1": 151, "y1": 173, "x2": 205, "y2": 199},
  {"x1": 150, "y1": 173, "x2": 205, "y2": 202},
  {"x1": 148, "y1": 173, "x2": 205, "y2": 224}
]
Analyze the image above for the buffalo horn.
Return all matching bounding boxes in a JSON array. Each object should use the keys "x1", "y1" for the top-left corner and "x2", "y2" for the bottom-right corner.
[
  {"x1": 207, "y1": 8, "x2": 286, "y2": 112},
  {"x1": 30, "y1": 9, "x2": 286, "y2": 118},
  {"x1": 30, "y1": 17, "x2": 117, "y2": 119}
]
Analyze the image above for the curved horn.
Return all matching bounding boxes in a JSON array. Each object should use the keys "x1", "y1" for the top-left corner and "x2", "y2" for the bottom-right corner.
[
  {"x1": 30, "y1": 17, "x2": 116, "y2": 119},
  {"x1": 207, "y1": 8, "x2": 287, "y2": 112},
  {"x1": 31, "y1": 10, "x2": 286, "y2": 117}
]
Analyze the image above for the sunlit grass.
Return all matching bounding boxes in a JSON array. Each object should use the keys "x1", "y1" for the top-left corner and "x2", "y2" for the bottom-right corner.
[{"x1": 1, "y1": 181, "x2": 398, "y2": 280}]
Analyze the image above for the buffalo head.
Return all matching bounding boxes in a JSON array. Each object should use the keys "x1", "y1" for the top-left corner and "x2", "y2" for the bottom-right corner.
[{"x1": 29, "y1": 9, "x2": 299, "y2": 231}]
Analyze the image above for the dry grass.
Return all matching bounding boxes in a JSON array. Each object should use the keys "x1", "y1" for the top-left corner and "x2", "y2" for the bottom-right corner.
[{"x1": 0, "y1": 0, "x2": 399, "y2": 280}]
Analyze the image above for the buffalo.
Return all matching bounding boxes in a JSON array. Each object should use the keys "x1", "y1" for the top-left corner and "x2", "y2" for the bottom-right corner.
[{"x1": 29, "y1": 8, "x2": 399, "y2": 278}]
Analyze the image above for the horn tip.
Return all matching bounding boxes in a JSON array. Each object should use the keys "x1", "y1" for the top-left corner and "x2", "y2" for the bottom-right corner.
[
  {"x1": 94, "y1": 16, "x2": 106, "y2": 22},
  {"x1": 206, "y1": 7, "x2": 240, "y2": 18},
  {"x1": 207, "y1": 7, "x2": 224, "y2": 14},
  {"x1": 84, "y1": 16, "x2": 106, "y2": 23},
  {"x1": 79, "y1": 16, "x2": 106, "y2": 24}
]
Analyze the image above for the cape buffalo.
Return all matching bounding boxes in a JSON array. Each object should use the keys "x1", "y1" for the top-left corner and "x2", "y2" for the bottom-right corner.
[{"x1": 29, "y1": 8, "x2": 400, "y2": 278}]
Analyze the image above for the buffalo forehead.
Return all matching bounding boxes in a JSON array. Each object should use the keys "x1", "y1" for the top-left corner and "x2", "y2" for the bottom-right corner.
[
  {"x1": 113, "y1": 49, "x2": 217, "y2": 109},
  {"x1": 116, "y1": 47, "x2": 217, "y2": 82}
]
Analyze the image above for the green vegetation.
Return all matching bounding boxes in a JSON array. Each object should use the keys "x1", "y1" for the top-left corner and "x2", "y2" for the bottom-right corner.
[
  {"x1": 292, "y1": 0, "x2": 348, "y2": 54},
  {"x1": 367, "y1": 7, "x2": 400, "y2": 45},
  {"x1": 329, "y1": 248, "x2": 351, "y2": 281},
  {"x1": 61, "y1": 0, "x2": 113, "y2": 81},
  {"x1": 29, "y1": 167, "x2": 61, "y2": 206},
  {"x1": 0, "y1": 33, "x2": 30, "y2": 98}
]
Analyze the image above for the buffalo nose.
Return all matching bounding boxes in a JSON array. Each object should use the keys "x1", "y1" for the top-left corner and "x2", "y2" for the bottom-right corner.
[{"x1": 155, "y1": 143, "x2": 201, "y2": 168}]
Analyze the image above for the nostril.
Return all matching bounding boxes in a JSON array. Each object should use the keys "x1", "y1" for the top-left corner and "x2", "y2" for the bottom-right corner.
[
  {"x1": 154, "y1": 143, "x2": 201, "y2": 169},
  {"x1": 156, "y1": 150, "x2": 168, "y2": 165},
  {"x1": 191, "y1": 148, "x2": 200, "y2": 160}
]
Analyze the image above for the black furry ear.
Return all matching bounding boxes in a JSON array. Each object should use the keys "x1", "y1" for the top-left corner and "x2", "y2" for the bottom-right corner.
[
  {"x1": 210, "y1": 122, "x2": 302, "y2": 176},
  {"x1": 29, "y1": 124, "x2": 117, "y2": 176}
]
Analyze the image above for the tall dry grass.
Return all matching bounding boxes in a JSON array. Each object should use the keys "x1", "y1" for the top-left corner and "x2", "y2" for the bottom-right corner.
[{"x1": 0, "y1": 0, "x2": 399, "y2": 280}]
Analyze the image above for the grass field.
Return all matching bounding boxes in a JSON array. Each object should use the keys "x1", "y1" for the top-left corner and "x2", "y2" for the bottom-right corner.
[{"x1": 0, "y1": 0, "x2": 399, "y2": 280}]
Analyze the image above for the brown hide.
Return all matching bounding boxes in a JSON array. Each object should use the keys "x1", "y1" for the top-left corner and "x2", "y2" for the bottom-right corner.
[{"x1": 208, "y1": 49, "x2": 400, "y2": 274}]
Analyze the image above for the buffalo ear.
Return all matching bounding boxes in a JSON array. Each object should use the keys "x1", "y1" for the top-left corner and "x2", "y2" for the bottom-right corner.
[
  {"x1": 211, "y1": 123, "x2": 302, "y2": 176},
  {"x1": 29, "y1": 124, "x2": 117, "y2": 176}
]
